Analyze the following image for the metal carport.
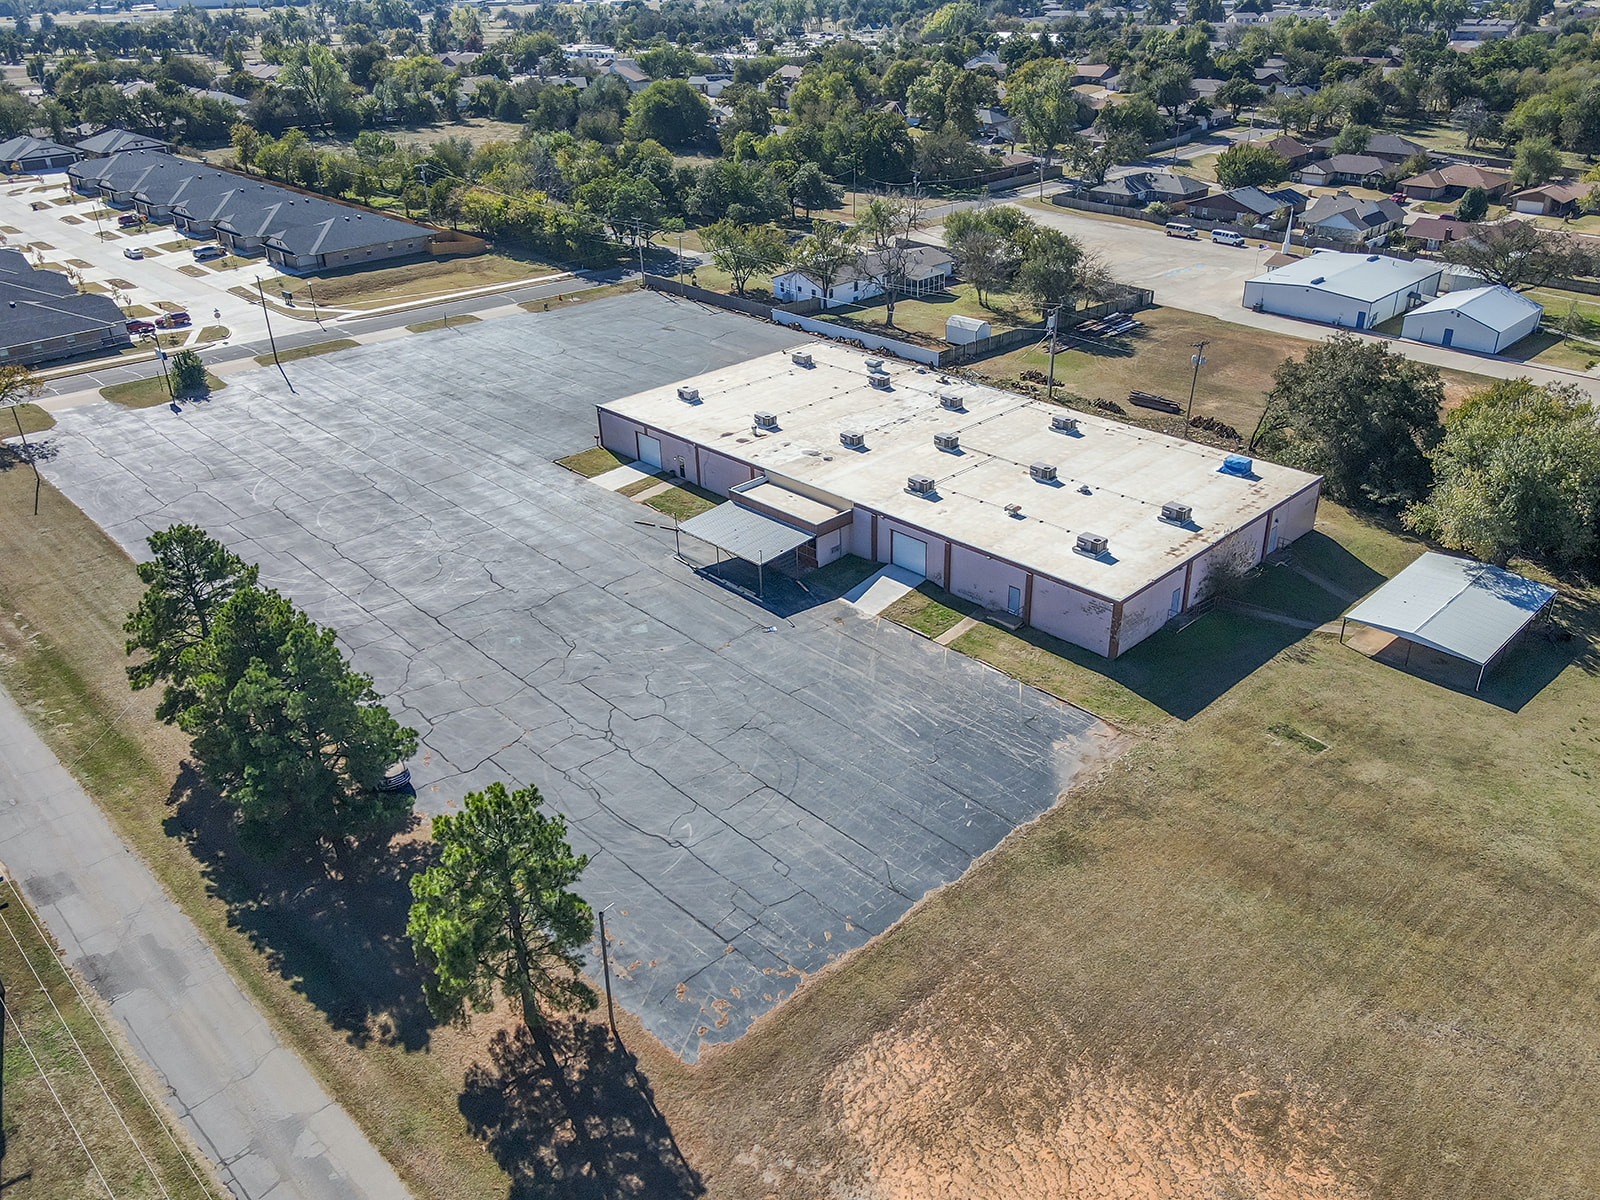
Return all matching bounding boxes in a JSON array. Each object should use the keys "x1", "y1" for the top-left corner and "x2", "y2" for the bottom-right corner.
[
  {"x1": 1339, "y1": 552, "x2": 1557, "y2": 691},
  {"x1": 675, "y1": 502, "x2": 815, "y2": 597}
]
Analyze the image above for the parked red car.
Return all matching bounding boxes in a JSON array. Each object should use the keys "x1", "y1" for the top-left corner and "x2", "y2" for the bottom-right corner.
[
  {"x1": 126, "y1": 320, "x2": 156, "y2": 334},
  {"x1": 155, "y1": 312, "x2": 191, "y2": 329},
  {"x1": 117, "y1": 213, "x2": 142, "y2": 228}
]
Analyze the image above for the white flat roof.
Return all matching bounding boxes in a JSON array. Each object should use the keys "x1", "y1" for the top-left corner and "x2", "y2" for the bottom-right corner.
[
  {"x1": 1406, "y1": 284, "x2": 1543, "y2": 330},
  {"x1": 1343, "y1": 551, "x2": 1556, "y2": 666},
  {"x1": 600, "y1": 344, "x2": 1321, "y2": 602},
  {"x1": 1247, "y1": 251, "x2": 1442, "y2": 302}
]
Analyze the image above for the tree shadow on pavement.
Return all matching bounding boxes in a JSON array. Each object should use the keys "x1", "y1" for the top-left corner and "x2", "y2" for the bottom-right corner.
[
  {"x1": 459, "y1": 1020, "x2": 705, "y2": 1200},
  {"x1": 163, "y1": 761, "x2": 439, "y2": 1051}
]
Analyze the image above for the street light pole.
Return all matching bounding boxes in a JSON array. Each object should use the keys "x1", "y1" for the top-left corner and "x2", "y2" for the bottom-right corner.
[{"x1": 1185, "y1": 339, "x2": 1209, "y2": 439}]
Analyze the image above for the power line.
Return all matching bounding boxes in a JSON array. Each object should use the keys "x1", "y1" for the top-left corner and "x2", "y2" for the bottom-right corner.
[
  {"x1": 3, "y1": 880, "x2": 217, "y2": 1200},
  {"x1": 0, "y1": 901, "x2": 174, "y2": 1200},
  {"x1": 0, "y1": 988, "x2": 119, "y2": 1199}
]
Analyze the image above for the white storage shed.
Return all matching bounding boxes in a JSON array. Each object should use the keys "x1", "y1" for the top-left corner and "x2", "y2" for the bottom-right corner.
[
  {"x1": 1400, "y1": 285, "x2": 1543, "y2": 354},
  {"x1": 945, "y1": 314, "x2": 992, "y2": 344},
  {"x1": 1242, "y1": 251, "x2": 1442, "y2": 331}
]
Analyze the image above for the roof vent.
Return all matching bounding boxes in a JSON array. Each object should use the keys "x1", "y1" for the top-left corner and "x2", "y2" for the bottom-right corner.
[
  {"x1": 939, "y1": 390, "x2": 964, "y2": 410},
  {"x1": 934, "y1": 431, "x2": 960, "y2": 451},
  {"x1": 1160, "y1": 500, "x2": 1193, "y2": 525},
  {"x1": 1367, "y1": 254, "x2": 1380, "y2": 261},
  {"x1": 1075, "y1": 532, "x2": 1109, "y2": 557},
  {"x1": 1309, "y1": 275, "x2": 1325, "y2": 285},
  {"x1": 1004, "y1": 503, "x2": 1023, "y2": 518},
  {"x1": 840, "y1": 429, "x2": 865, "y2": 448},
  {"x1": 677, "y1": 385, "x2": 700, "y2": 402},
  {"x1": 865, "y1": 357, "x2": 884, "y2": 370},
  {"x1": 1029, "y1": 462, "x2": 1058, "y2": 482},
  {"x1": 1051, "y1": 414, "x2": 1079, "y2": 433},
  {"x1": 791, "y1": 349, "x2": 813, "y2": 367},
  {"x1": 906, "y1": 474, "x2": 936, "y2": 495},
  {"x1": 1221, "y1": 454, "x2": 1254, "y2": 476},
  {"x1": 754, "y1": 411, "x2": 778, "y2": 429}
]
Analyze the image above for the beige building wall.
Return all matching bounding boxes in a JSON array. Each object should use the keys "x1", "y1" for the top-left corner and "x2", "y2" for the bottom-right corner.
[{"x1": 1030, "y1": 576, "x2": 1115, "y2": 656}]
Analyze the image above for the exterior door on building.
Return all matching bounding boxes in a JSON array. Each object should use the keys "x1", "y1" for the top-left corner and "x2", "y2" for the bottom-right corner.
[
  {"x1": 636, "y1": 433, "x2": 662, "y2": 469},
  {"x1": 1354, "y1": 310, "x2": 1366, "y2": 330},
  {"x1": 1170, "y1": 588, "x2": 1182, "y2": 617},
  {"x1": 890, "y1": 531, "x2": 928, "y2": 577},
  {"x1": 1007, "y1": 586, "x2": 1023, "y2": 616},
  {"x1": 1441, "y1": 327, "x2": 1453, "y2": 347}
]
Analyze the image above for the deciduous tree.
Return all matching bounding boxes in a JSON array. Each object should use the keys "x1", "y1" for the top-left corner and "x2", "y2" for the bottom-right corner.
[
  {"x1": 1253, "y1": 332, "x2": 1443, "y2": 507},
  {"x1": 1214, "y1": 143, "x2": 1291, "y2": 189},
  {"x1": 1442, "y1": 222, "x2": 1595, "y2": 291},
  {"x1": 702, "y1": 219, "x2": 788, "y2": 295},
  {"x1": 787, "y1": 219, "x2": 858, "y2": 306}
]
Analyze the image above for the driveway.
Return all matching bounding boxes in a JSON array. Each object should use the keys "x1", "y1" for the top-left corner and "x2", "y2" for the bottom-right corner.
[{"x1": 32, "y1": 292, "x2": 1111, "y2": 1061}]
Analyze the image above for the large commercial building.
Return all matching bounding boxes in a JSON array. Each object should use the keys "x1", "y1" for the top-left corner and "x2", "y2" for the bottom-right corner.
[
  {"x1": 68, "y1": 153, "x2": 438, "y2": 272},
  {"x1": 0, "y1": 249, "x2": 131, "y2": 366},
  {"x1": 596, "y1": 344, "x2": 1323, "y2": 659},
  {"x1": 1243, "y1": 251, "x2": 1442, "y2": 330}
]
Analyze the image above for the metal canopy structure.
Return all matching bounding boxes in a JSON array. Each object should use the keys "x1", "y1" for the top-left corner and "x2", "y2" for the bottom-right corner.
[
  {"x1": 1340, "y1": 552, "x2": 1557, "y2": 690},
  {"x1": 676, "y1": 502, "x2": 814, "y2": 597}
]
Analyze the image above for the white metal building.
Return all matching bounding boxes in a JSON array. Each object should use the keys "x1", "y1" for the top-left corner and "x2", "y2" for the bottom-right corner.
[
  {"x1": 1400, "y1": 285, "x2": 1543, "y2": 354},
  {"x1": 596, "y1": 345, "x2": 1324, "y2": 659},
  {"x1": 1243, "y1": 251, "x2": 1443, "y2": 330}
]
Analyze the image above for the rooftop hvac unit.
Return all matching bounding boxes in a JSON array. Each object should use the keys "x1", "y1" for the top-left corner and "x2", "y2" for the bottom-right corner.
[
  {"x1": 869, "y1": 372, "x2": 892, "y2": 390},
  {"x1": 676, "y1": 385, "x2": 700, "y2": 402},
  {"x1": 1004, "y1": 503, "x2": 1024, "y2": 518},
  {"x1": 939, "y1": 391, "x2": 964, "y2": 410},
  {"x1": 934, "y1": 431, "x2": 960, "y2": 451},
  {"x1": 840, "y1": 429, "x2": 865, "y2": 448},
  {"x1": 1029, "y1": 462, "x2": 1058, "y2": 482},
  {"x1": 1075, "y1": 532, "x2": 1109, "y2": 557},
  {"x1": 865, "y1": 357, "x2": 884, "y2": 370},
  {"x1": 906, "y1": 474, "x2": 936, "y2": 495},
  {"x1": 1051, "y1": 414, "x2": 1080, "y2": 433},
  {"x1": 1160, "y1": 501, "x2": 1193, "y2": 525},
  {"x1": 791, "y1": 350, "x2": 813, "y2": 367},
  {"x1": 1220, "y1": 454, "x2": 1254, "y2": 476},
  {"x1": 753, "y1": 411, "x2": 778, "y2": 429}
]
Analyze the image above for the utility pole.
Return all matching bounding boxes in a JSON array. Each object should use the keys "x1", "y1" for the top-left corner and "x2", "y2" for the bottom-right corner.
[
  {"x1": 1045, "y1": 306, "x2": 1060, "y2": 403},
  {"x1": 597, "y1": 909, "x2": 619, "y2": 1044},
  {"x1": 1185, "y1": 339, "x2": 1209, "y2": 439},
  {"x1": 676, "y1": 233, "x2": 684, "y2": 288},
  {"x1": 255, "y1": 277, "x2": 294, "y2": 392}
]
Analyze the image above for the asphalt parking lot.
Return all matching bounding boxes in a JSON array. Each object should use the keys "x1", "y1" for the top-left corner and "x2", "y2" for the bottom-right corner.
[{"x1": 35, "y1": 292, "x2": 1109, "y2": 1059}]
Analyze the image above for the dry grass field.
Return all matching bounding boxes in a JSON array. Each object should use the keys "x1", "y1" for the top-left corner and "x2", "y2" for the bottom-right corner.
[{"x1": 1, "y1": 435, "x2": 1598, "y2": 1200}]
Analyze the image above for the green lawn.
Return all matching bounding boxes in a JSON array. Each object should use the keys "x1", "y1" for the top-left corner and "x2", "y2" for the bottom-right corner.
[
  {"x1": 820, "y1": 282, "x2": 1041, "y2": 342},
  {"x1": 555, "y1": 446, "x2": 630, "y2": 477},
  {"x1": 100, "y1": 372, "x2": 226, "y2": 408},
  {"x1": 254, "y1": 339, "x2": 359, "y2": 366},
  {"x1": 642, "y1": 480, "x2": 722, "y2": 521},
  {"x1": 0, "y1": 403, "x2": 55, "y2": 437},
  {"x1": 881, "y1": 580, "x2": 982, "y2": 638}
]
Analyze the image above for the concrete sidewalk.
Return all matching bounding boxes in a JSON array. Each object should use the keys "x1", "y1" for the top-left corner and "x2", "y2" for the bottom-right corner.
[{"x1": 0, "y1": 684, "x2": 413, "y2": 1200}]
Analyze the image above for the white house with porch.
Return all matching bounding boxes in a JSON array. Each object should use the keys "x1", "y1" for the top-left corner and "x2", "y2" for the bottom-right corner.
[{"x1": 772, "y1": 245, "x2": 955, "y2": 308}]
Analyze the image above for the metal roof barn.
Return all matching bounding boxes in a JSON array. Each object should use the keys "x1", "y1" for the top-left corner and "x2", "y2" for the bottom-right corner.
[{"x1": 1339, "y1": 552, "x2": 1557, "y2": 690}]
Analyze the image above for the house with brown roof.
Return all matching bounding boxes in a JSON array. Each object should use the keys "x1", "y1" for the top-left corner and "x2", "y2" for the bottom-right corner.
[
  {"x1": 1404, "y1": 215, "x2": 1469, "y2": 251},
  {"x1": 1400, "y1": 164, "x2": 1512, "y2": 201},
  {"x1": 1248, "y1": 135, "x2": 1314, "y2": 168},
  {"x1": 1511, "y1": 179, "x2": 1590, "y2": 216}
]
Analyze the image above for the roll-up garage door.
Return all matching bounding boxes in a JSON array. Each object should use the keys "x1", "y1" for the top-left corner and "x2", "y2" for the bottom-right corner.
[
  {"x1": 890, "y1": 531, "x2": 928, "y2": 577},
  {"x1": 637, "y1": 433, "x2": 663, "y2": 469}
]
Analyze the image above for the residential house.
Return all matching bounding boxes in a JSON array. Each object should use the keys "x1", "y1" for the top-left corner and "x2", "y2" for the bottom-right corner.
[
  {"x1": 0, "y1": 135, "x2": 81, "y2": 173},
  {"x1": 687, "y1": 73, "x2": 734, "y2": 98},
  {"x1": 1084, "y1": 170, "x2": 1208, "y2": 207},
  {"x1": 964, "y1": 50, "x2": 1006, "y2": 75},
  {"x1": 74, "y1": 128, "x2": 171, "y2": 157},
  {"x1": 1072, "y1": 63, "x2": 1117, "y2": 85},
  {"x1": 1510, "y1": 179, "x2": 1590, "y2": 216},
  {"x1": 1308, "y1": 132, "x2": 1426, "y2": 165},
  {"x1": 1399, "y1": 163, "x2": 1512, "y2": 201},
  {"x1": 1404, "y1": 214, "x2": 1468, "y2": 251},
  {"x1": 976, "y1": 106, "x2": 1015, "y2": 141},
  {"x1": 435, "y1": 50, "x2": 483, "y2": 69},
  {"x1": 772, "y1": 245, "x2": 955, "y2": 308},
  {"x1": 0, "y1": 248, "x2": 131, "y2": 365},
  {"x1": 1248, "y1": 135, "x2": 1315, "y2": 169},
  {"x1": 605, "y1": 59, "x2": 651, "y2": 93},
  {"x1": 1296, "y1": 153, "x2": 1387, "y2": 187},
  {"x1": 1300, "y1": 192, "x2": 1406, "y2": 244},
  {"x1": 1186, "y1": 185, "x2": 1309, "y2": 224}
]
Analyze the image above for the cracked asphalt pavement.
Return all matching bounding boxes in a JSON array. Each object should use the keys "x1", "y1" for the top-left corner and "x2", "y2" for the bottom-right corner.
[{"x1": 34, "y1": 292, "x2": 1109, "y2": 1061}]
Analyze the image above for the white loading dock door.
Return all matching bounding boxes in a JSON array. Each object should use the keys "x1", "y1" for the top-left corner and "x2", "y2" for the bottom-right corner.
[
  {"x1": 890, "y1": 531, "x2": 928, "y2": 577},
  {"x1": 636, "y1": 432, "x2": 663, "y2": 470}
]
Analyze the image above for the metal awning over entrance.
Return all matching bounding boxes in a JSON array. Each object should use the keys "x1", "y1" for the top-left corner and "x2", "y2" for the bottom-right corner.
[
  {"x1": 1339, "y1": 552, "x2": 1557, "y2": 690},
  {"x1": 676, "y1": 502, "x2": 814, "y2": 596}
]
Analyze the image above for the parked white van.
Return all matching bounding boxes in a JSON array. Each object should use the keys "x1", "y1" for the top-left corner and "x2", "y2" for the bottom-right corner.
[
  {"x1": 1211, "y1": 229, "x2": 1247, "y2": 247},
  {"x1": 1164, "y1": 222, "x2": 1198, "y2": 239}
]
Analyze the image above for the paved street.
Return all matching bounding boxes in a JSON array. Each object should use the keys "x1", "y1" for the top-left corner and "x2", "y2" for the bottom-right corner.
[
  {"x1": 0, "y1": 685, "x2": 413, "y2": 1200},
  {"x1": 31, "y1": 292, "x2": 1111, "y2": 1062}
]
